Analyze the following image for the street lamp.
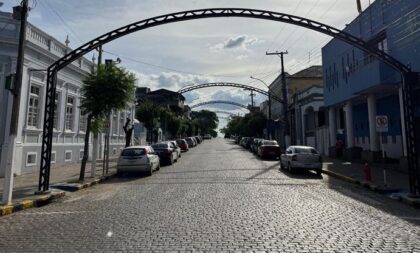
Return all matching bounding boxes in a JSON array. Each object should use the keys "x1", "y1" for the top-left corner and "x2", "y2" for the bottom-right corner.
[{"x1": 250, "y1": 76, "x2": 272, "y2": 140}]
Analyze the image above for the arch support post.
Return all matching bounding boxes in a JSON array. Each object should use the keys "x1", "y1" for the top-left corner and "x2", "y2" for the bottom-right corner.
[
  {"x1": 38, "y1": 68, "x2": 57, "y2": 193},
  {"x1": 402, "y1": 72, "x2": 419, "y2": 195}
]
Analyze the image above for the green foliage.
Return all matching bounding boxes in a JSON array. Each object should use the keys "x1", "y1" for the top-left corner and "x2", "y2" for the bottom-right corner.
[
  {"x1": 222, "y1": 112, "x2": 266, "y2": 137},
  {"x1": 190, "y1": 110, "x2": 218, "y2": 135},
  {"x1": 136, "y1": 100, "x2": 161, "y2": 131},
  {"x1": 80, "y1": 64, "x2": 136, "y2": 117}
]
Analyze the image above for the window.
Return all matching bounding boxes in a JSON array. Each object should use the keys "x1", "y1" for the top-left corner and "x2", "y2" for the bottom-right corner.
[
  {"x1": 113, "y1": 148, "x2": 117, "y2": 155},
  {"x1": 121, "y1": 148, "x2": 146, "y2": 157},
  {"x1": 53, "y1": 92, "x2": 60, "y2": 129},
  {"x1": 79, "y1": 149, "x2": 84, "y2": 160},
  {"x1": 65, "y1": 96, "x2": 74, "y2": 130},
  {"x1": 65, "y1": 150, "x2": 72, "y2": 162},
  {"x1": 51, "y1": 151, "x2": 56, "y2": 164},
  {"x1": 27, "y1": 85, "x2": 40, "y2": 127},
  {"x1": 26, "y1": 152, "x2": 37, "y2": 166},
  {"x1": 79, "y1": 113, "x2": 87, "y2": 132}
]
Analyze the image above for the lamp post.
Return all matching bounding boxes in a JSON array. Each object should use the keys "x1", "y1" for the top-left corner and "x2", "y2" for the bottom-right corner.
[{"x1": 250, "y1": 76, "x2": 272, "y2": 140}]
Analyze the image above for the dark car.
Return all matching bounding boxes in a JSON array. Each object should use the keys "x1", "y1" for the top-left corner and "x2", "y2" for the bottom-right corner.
[
  {"x1": 251, "y1": 138, "x2": 263, "y2": 153},
  {"x1": 258, "y1": 140, "x2": 281, "y2": 159},
  {"x1": 151, "y1": 142, "x2": 178, "y2": 165},
  {"x1": 176, "y1": 139, "x2": 189, "y2": 152},
  {"x1": 245, "y1": 137, "x2": 254, "y2": 149},
  {"x1": 194, "y1": 136, "x2": 201, "y2": 144},
  {"x1": 185, "y1": 137, "x2": 196, "y2": 147}
]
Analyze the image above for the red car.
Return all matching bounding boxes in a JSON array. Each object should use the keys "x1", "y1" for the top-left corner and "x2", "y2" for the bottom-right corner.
[
  {"x1": 258, "y1": 140, "x2": 281, "y2": 159},
  {"x1": 176, "y1": 139, "x2": 189, "y2": 152}
]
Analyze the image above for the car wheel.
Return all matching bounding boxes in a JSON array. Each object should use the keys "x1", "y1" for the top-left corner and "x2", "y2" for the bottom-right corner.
[
  {"x1": 316, "y1": 169, "x2": 322, "y2": 176},
  {"x1": 146, "y1": 166, "x2": 153, "y2": 176},
  {"x1": 280, "y1": 159, "x2": 285, "y2": 170},
  {"x1": 156, "y1": 163, "x2": 160, "y2": 171},
  {"x1": 288, "y1": 163, "x2": 294, "y2": 173},
  {"x1": 179, "y1": 153, "x2": 181, "y2": 158}
]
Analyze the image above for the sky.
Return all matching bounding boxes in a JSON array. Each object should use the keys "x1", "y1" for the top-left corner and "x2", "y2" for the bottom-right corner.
[{"x1": 2, "y1": 0, "x2": 368, "y2": 132}]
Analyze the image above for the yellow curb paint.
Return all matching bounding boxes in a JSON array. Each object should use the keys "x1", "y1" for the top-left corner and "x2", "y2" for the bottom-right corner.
[
  {"x1": 21, "y1": 200, "x2": 34, "y2": 209},
  {"x1": 39, "y1": 195, "x2": 50, "y2": 201},
  {"x1": 1, "y1": 205, "x2": 14, "y2": 216}
]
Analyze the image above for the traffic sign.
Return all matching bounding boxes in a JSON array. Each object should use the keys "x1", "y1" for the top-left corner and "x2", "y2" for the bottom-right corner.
[{"x1": 376, "y1": 115, "x2": 388, "y2": 133}]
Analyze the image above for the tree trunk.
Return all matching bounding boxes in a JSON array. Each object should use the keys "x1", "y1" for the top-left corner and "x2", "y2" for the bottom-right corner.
[
  {"x1": 80, "y1": 114, "x2": 93, "y2": 181},
  {"x1": 91, "y1": 132, "x2": 98, "y2": 178}
]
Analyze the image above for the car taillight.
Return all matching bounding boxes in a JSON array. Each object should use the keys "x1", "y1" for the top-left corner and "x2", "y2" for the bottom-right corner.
[
  {"x1": 292, "y1": 155, "x2": 297, "y2": 161},
  {"x1": 144, "y1": 149, "x2": 148, "y2": 155},
  {"x1": 166, "y1": 149, "x2": 172, "y2": 154}
]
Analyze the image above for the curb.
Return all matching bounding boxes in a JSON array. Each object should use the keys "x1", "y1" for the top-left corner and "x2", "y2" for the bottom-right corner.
[
  {"x1": 51, "y1": 173, "x2": 116, "y2": 192},
  {"x1": 0, "y1": 191, "x2": 66, "y2": 217},
  {"x1": 322, "y1": 169, "x2": 419, "y2": 209},
  {"x1": 0, "y1": 173, "x2": 116, "y2": 218}
]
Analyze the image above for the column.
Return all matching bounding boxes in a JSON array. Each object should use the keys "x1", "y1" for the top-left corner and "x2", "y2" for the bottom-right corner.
[
  {"x1": 345, "y1": 101, "x2": 354, "y2": 148},
  {"x1": 301, "y1": 108, "x2": 306, "y2": 145},
  {"x1": 398, "y1": 87, "x2": 408, "y2": 156},
  {"x1": 328, "y1": 107, "x2": 336, "y2": 147},
  {"x1": 367, "y1": 94, "x2": 378, "y2": 151}
]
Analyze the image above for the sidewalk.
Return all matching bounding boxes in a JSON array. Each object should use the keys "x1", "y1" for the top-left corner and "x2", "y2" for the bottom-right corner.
[
  {"x1": 322, "y1": 157, "x2": 409, "y2": 192},
  {"x1": 0, "y1": 158, "x2": 117, "y2": 205}
]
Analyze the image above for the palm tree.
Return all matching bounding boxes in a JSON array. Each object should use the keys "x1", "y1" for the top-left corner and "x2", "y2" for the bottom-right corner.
[{"x1": 79, "y1": 63, "x2": 136, "y2": 181}]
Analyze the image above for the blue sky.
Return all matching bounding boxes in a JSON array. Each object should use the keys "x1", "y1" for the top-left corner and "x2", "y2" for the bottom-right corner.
[{"x1": 2, "y1": 0, "x2": 367, "y2": 130}]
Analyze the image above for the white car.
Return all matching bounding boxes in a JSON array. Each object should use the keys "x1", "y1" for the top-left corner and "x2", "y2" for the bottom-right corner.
[
  {"x1": 280, "y1": 146, "x2": 322, "y2": 175},
  {"x1": 117, "y1": 146, "x2": 160, "y2": 176}
]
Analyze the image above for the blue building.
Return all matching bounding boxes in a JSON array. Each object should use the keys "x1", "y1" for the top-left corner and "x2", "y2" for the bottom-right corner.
[{"x1": 322, "y1": 0, "x2": 420, "y2": 163}]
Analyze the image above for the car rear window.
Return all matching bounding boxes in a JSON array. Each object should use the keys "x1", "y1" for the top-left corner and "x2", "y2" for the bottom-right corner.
[
  {"x1": 263, "y1": 141, "x2": 278, "y2": 145},
  {"x1": 294, "y1": 147, "x2": 318, "y2": 154},
  {"x1": 152, "y1": 144, "x2": 168, "y2": 149},
  {"x1": 176, "y1": 140, "x2": 186, "y2": 144},
  {"x1": 121, "y1": 148, "x2": 145, "y2": 156}
]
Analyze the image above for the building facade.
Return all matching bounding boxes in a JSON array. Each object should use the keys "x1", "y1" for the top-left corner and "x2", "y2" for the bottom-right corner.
[
  {"x1": 0, "y1": 11, "x2": 132, "y2": 176},
  {"x1": 322, "y1": 0, "x2": 420, "y2": 163}
]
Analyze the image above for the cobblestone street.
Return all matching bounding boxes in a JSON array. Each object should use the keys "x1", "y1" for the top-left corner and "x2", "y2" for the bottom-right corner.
[{"x1": 1, "y1": 138, "x2": 419, "y2": 252}]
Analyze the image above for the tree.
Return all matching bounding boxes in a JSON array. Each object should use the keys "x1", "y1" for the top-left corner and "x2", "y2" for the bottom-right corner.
[
  {"x1": 79, "y1": 63, "x2": 136, "y2": 181},
  {"x1": 123, "y1": 117, "x2": 134, "y2": 147},
  {"x1": 136, "y1": 100, "x2": 161, "y2": 143},
  {"x1": 221, "y1": 112, "x2": 266, "y2": 138},
  {"x1": 191, "y1": 110, "x2": 218, "y2": 135}
]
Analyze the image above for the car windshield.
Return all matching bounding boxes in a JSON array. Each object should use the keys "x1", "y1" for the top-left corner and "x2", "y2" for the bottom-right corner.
[
  {"x1": 121, "y1": 148, "x2": 145, "y2": 156},
  {"x1": 294, "y1": 147, "x2": 318, "y2": 154},
  {"x1": 152, "y1": 144, "x2": 168, "y2": 149}
]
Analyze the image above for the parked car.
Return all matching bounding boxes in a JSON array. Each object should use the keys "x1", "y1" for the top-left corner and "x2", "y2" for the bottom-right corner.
[
  {"x1": 258, "y1": 140, "x2": 281, "y2": 159},
  {"x1": 280, "y1": 146, "x2": 322, "y2": 175},
  {"x1": 117, "y1": 146, "x2": 160, "y2": 176},
  {"x1": 169, "y1": 140, "x2": 182, "y2": 158},
  {"x1": 194, "y1": 136, "x2": 202, "y2": 144},
  {"x1": 186, "y1": 137, "x2": 196, "y2": 147},
  {"x1": 176, "y1": 139, "x2": 189, "y2": 152},
  {"x1": 251, "y1": 138, "x2": 263, "y2": 153},
  {"x1": 203, "y1": 134, "x2": 211, "y2": 139},
  {"x1": 245, "y1": 137, "x2": 254, "y2": 149},
  {"x1": 152, "y1": 142, "x2": 179, "y2": 165}
]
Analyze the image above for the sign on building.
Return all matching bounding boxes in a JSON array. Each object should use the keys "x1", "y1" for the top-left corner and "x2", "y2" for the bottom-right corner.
[{"x1": 376, "y1": 115, "x2": 388, "y2": 133}]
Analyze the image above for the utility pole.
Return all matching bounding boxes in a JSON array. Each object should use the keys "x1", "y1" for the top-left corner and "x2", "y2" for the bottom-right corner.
[
  {"x1": 250, "y1": 76, "x2": 272, "y2": 140},
  {"x1": 250, "y1": 90, "x2": 255, "y2": 109},
  {"x1": 2, "y1": 0, "x2": 29, "y2": 205},
  {"x1": 266, "y1": 50, "x2": 289, "y2": 148}
]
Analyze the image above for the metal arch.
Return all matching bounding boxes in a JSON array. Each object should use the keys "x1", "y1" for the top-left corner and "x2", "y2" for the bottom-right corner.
[
  {"x1": 38, "y1": 8, "x2": 418, "y2": 194},
  {"x1": 211, "y1": 110, "x2": 238, "y2": 116},
  {"x1": 190, "y1": 100, "x2": 249, "y2": 110},
  {"x1": 178, "y1": 82, "x2": 283, "y2": 103}
]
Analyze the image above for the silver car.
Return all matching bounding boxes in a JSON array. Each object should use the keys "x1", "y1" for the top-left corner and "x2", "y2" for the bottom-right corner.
[
  {"x1": 280, "y1": 146, "x2": 322, "y2": 175},
  {"x1": 117, "y1": 146, "x2": 160, "y2": 176}
]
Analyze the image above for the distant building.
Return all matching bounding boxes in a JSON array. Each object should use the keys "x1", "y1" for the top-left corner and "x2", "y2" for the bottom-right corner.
[
  {"x1": 269, "y1": 65, "x2": 323, "y2": 148},
  {"x1": 136, "y1": 88, "x2": 185, "y2": 114},
  {"x1": 0, "y1": 11, "x2": 133, "y2": 176},
  {"x1": 321, "y1": 0, "x2": 420, "y2": 164}
]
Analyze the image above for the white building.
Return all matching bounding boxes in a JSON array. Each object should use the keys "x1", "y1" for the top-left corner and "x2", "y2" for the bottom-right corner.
[{"x1": 0, "y1": 11, "x2": 133, "y2": 177}]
